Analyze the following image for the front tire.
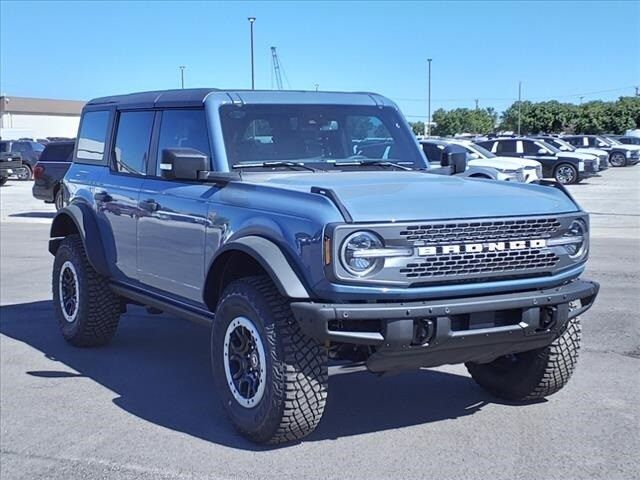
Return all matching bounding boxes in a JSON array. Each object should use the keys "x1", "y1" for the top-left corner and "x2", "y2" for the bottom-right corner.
[
  {"x1": 554, "y1": 163, "x2": 579, "y2": 185},
  {"x1": 54, "y1": 188, "x2": 65, "y2": 210},
  {"x1": 211, "y1": 275, "x2": 328, "y2": 444},
  {"x1": 609, "y1": 152, "x2": 627, "y2": 167},
  {"x1": 0, "y1": 176, "x2": 7, "y2": 186},
  {"x1": 52, "y1": 235, "x2": 121, "y2": 346},
  {"x1": 466, "y1": 317, "x2": 582, "y2": 401}
]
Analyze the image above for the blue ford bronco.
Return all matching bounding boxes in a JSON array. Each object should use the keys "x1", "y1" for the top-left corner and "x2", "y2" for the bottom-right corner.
[{"x1": 50, "y1": 89, "x2": 599, "y2": 444}]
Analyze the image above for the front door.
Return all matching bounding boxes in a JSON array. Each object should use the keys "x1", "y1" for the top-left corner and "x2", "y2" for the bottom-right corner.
[{"x1": 137, "y1": 109, "x2": 213, "y2": 302}]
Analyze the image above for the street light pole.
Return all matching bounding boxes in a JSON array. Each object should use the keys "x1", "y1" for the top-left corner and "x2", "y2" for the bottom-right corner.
[
  {"x1": 427, "y1": 58, "x2": 432, "y2": 137},
  {"x1": 517, "y1": 80, "x2": 522, "y2": 135},
  {"x1": 179, "y1": 66, "x2": 185, "y2": 89},
  {"x1": 248, "y1": 17, "x2": 256, "y2": 90}
]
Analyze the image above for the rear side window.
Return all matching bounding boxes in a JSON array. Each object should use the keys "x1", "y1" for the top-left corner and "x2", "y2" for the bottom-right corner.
[
  {"x1": 0, "y1": 142, "x2": 7, "y2": 153},
  {"x1": 40, "y1": 143, "x2": 75, "y2": 162},
  {"x1": 77, "y1": 111, "x2": 110, "y2": 163},
  {"x1": 496, "y1": 140, "x2": 517, "y2": 154},
  {"x1": 112, "y1": 111, "x2": 154, "y2": 175},
  {"x1": 12, "y1": 142, "x2": 32, "y2": 153},
  {"x1": 156, "y1": 109, "x2": 210, "y2": 176}
]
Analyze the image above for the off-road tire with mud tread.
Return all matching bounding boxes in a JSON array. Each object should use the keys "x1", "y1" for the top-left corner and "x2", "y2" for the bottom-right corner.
[
  {"x1": 211, "y1": 275, "x2": 328, "y2": 444},
  {"x1": 465, "y1": 317, "x2": 581, "y2": 401},
  {"x1": 52, "y1": 234, "x2": 120, "y2": 346}
]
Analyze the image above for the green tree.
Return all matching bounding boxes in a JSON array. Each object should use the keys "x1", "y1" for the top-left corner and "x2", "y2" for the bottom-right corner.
[
  {"x1": 409, "y1": 121, "x2": 425, "y2": 136},
  {"x1": 431, "y1": 108, "x2": 495, "y2": 136}
]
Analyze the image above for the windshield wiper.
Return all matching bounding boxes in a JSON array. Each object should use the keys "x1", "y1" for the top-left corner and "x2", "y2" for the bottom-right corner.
[
  {"x1": 232, "y1": 161, "x2": 319, "y2": 172},
  {"x1": 333, "y1": 159, "x2": 415, "y2": 171}
]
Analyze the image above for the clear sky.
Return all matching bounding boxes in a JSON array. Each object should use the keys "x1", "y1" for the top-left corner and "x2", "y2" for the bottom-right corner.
[{"x1": 1, "y1": 0, "x2": 638, "y2": 120}]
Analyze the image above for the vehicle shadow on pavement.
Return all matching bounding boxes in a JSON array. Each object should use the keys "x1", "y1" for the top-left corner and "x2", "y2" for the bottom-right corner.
[{"x1": 1, "y1": 300, "x2": 505, "y2": 450}]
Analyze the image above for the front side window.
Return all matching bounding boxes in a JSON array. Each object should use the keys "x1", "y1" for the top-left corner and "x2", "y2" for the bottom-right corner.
[
  {"x1": 77, "y1": 110, "x2": 110, "y2": 162},
  {"x1": 156, "y1": 109, "x2": 210, "y2": 176},
  {"x1": 112, "y1": 111, "x2": 154, "y2": 175},
  {"x1": 522, "y1": 140, "x2": 543, "y2": 155},
  {"x1": 219, "y1": 104, "x2": 424, "y2": 169},
  {"x1": 496, "y1": 140, "x2": 517, "y2": 154}
]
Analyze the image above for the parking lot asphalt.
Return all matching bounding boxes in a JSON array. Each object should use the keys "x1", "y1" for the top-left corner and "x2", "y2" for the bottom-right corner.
[{"x1": 1, "y1": 170, "x2": 639, "y2": 480}]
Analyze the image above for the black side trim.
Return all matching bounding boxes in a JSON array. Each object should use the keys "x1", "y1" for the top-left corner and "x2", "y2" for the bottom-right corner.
[
  {"x1": 110, "y1": 282, "x2": 213, "y2": 326},
  {"x1": 311, "y1": 186, "x2": 353, "y2": 223}
]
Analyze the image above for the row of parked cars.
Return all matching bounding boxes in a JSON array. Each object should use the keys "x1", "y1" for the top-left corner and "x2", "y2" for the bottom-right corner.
[{"x1": 418, "y1": 134, "x2": 640, "y2": 185}]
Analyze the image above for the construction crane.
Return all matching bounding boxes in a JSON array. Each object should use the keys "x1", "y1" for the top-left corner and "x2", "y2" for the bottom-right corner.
[{"x1": 271, "y1": 46, "x2": 284, "y2": 90}]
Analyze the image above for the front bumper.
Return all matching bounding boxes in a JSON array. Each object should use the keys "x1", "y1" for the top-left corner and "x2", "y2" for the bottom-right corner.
[{"x1": 292, "y1": 279, "x2": 599, "y2": 372}]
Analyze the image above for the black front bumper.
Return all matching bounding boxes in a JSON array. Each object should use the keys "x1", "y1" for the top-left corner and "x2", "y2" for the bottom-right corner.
[{"x1": 291, "y1": 279, "x2": 599, "y2": 372}]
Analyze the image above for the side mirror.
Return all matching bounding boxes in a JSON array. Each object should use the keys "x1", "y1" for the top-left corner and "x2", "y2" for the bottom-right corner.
[
  {"x1": 559, "y1": 146, "x2": 570, "y2": 151},
  {"x1": 160, "y1": 148, "x2": 209, "y2": 180},
  {"x1": 537, "y1": 148, "x2": 549, "y2": 155},
  {"x1": 441, "y1": 150, "x2": 467, "y2": 174},
  {"x1": 467, "y1": 152, "x2": 480, "y2": 160}
]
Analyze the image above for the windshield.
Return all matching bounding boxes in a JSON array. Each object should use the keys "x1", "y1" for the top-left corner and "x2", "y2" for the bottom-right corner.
[
  {"x1": 467, "y1": 143, "x2": 495, "y2": 158},
  {"x1": 548, "y1": 138, "x2": 575, "y2": 151},
  {"x1": 219, "y1": 104, "x2": 425, "y2": 170},
  {"x1": 601, "y1": 136, "x2": 620, "y2": 145},
  {"x1": 538, "y1": 140, "x2": 561, "y2": 154}
]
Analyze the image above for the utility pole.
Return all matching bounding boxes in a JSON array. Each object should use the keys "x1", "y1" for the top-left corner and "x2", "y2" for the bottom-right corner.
[
  {"x1": 579, "y1": 96, "x2": 584, "y2": 105},
  {"x1": 427, "y1": 58, "x2": 432, "y2": 137},
  {"x1": 475, "y1": 98, "x2": 479, "y2": 110},
  {"x1": 517, "y1": 81, "x2": 522, "y2": 136},
  {"x1": 179, "y1": 66, "x2": 186, "y2": 89},
  {"x1": 635, "y1": 86, "x2": 639, "y2": 97},
  {"x1": 248, "y1": 17, "x2": 256, "y2": 90},
  {"x1": 314, "y1": 83, "x2": 319, "y2": 92}
]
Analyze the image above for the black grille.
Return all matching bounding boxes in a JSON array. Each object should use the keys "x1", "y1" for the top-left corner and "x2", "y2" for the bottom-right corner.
[
  {"x1": 399, "y1": 218, "x2": 561, "y2": 244},
  {"x1": 400, "y1": 249, "x2": 559, "y2": 279}
]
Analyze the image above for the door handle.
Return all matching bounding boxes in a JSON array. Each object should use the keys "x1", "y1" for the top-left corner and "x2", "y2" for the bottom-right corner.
[
  {"x1": 94, "y1": 191, "x2": 112, "y2": 202},
  {"x1": 139, "y1": 199, "x2": 159, "y2": 212}
]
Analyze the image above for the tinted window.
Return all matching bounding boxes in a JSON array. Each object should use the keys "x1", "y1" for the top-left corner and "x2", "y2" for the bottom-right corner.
[
  {"x1": 32, "y1": 142, "x2": 45, "y2": 152},
  {"x1": 420, "y1": 142, "x2": 445, "y2": 164},
  {"x1": 113, "y1": 111, "x2": 154, "y2": 175},
  {"x1": 156, "y1": 109, "x2": 210, "y2": 176},
  {"x1": 564, "y1": 137, "x2": 580, "y2": 147},
  {"x1": 495, "y1": 140, "x2": 517, "y2": 154},
  {"x1": 522, "y1": 140, "x2": 542, "y2": 155},
  {"x1": 0, "y1": 142, "x2": 7, "y2": 153},
  {"x1": 40, "y1": 143, "x2": 75, "y2": 162},
  {"x1": 77, "y1": 110, "x2": 110, "y2": 162}
]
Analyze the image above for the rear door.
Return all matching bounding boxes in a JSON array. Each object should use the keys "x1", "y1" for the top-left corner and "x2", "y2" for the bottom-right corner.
[
  {"x1": 95, "y1": 110, "x2": 155, "y2": 281},
  {"x1": 494, "y1": 139, "x2": 519, "y2": 157},
  {"x1": 137, "y1": 109, "x2": 213, "y2": 302}
]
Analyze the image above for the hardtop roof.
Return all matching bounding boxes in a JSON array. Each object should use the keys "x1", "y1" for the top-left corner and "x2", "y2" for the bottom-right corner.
[{"x1": 86, "y1": 89, "x2": 394, "y2": 110}]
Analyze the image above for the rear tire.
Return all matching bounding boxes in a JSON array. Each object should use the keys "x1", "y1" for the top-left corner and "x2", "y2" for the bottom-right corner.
[
  {"x1": 609, "y1": 152, "x2": 627, "y2": 167},
  {"x1": 52, "y1": 235, "x2": 120, "y2": 346},
  {"x1": 16, "y1": 164, "x2": 33, "y2": 181},
  {"x1": 0, "y1": 176, "x2": 7, "y2": 186},
  {"x1": 466, "y1": 317, "x2": 581, "y2": 401},
  {"x1": 211, "y1": 275, "x2": 328, "y2": 444},
  {"x1": 554, "y1": 163, "x2": 578, "y2": 184}
]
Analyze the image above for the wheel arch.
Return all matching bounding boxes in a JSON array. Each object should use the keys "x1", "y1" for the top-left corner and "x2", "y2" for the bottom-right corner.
[
  {"x1": 203, "y1": 236, "x2": 310, "y2": 311},
  {"x1": 49, "y1": 203, "x2": 110, "y2": 276}
]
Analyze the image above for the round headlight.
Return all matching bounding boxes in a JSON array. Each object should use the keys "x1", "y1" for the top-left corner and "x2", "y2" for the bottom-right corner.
[
  {"x1": 565, "y1": 219, "x2": 588, "y2": 260},
  {"x1": 340, "y1": 231, "x2": 384, "y2": 277}
]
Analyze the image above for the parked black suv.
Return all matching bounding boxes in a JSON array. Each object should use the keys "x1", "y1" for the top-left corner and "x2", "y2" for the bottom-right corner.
[
  {"x1": 562, "y1": 135, "x2": 640, "y2": 167},
  {"x1": 0, "y1": 140, "x2": 45, "y2": 180},
  {"x1": 617, "y1": 136, "x2": 640, "y2": 146},
  {"x1": 533, "y1": 135, "x2": 609, "y2": 171},
  {"x1": 476, "y1": 137, "x2": 598, "y2": 184},
  {"x1": 32, "y1": 141, "x2": 75, "y2": 209},
  {"x1": 0, "y1": 152, "x2": 22, "y2": 185}
]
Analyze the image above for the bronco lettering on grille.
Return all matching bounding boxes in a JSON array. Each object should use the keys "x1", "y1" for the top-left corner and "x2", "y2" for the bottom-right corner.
[{"x1": 417, "y1": 239, "x2": 547, "y2": 256}]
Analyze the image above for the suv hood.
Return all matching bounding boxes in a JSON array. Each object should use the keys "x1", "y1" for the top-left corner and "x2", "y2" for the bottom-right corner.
[
  {"x1": 468, "y1": 157, "x2": 524, "y2": 170},
  {"x1": 575, "y1": 148, "x2": 608, "y2": 157},
  {"x1": 491, "y1": 156, "x2": 541, "y2": 169},
  {"x1": 242, "y1": 171, "x2": 579, "y2": 221}
]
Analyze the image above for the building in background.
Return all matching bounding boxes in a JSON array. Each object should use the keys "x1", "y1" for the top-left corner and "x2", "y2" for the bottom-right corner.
[{"x1": 0, "y1": 96, "x2": 85, "y2": 140}]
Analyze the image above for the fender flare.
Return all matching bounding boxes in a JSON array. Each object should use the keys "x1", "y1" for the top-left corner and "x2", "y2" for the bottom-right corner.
[
  {"x1": 207, "y1": 236, "x2": 310, "y2": 302},
  {"x1": 49, "y1": 203, "x2": 110, "y2": 276}
]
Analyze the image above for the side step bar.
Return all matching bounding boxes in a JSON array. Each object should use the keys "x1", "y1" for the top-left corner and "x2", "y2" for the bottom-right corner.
[{"x1": 110, "y1": 283, "x2": 213, "y2": 327}]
